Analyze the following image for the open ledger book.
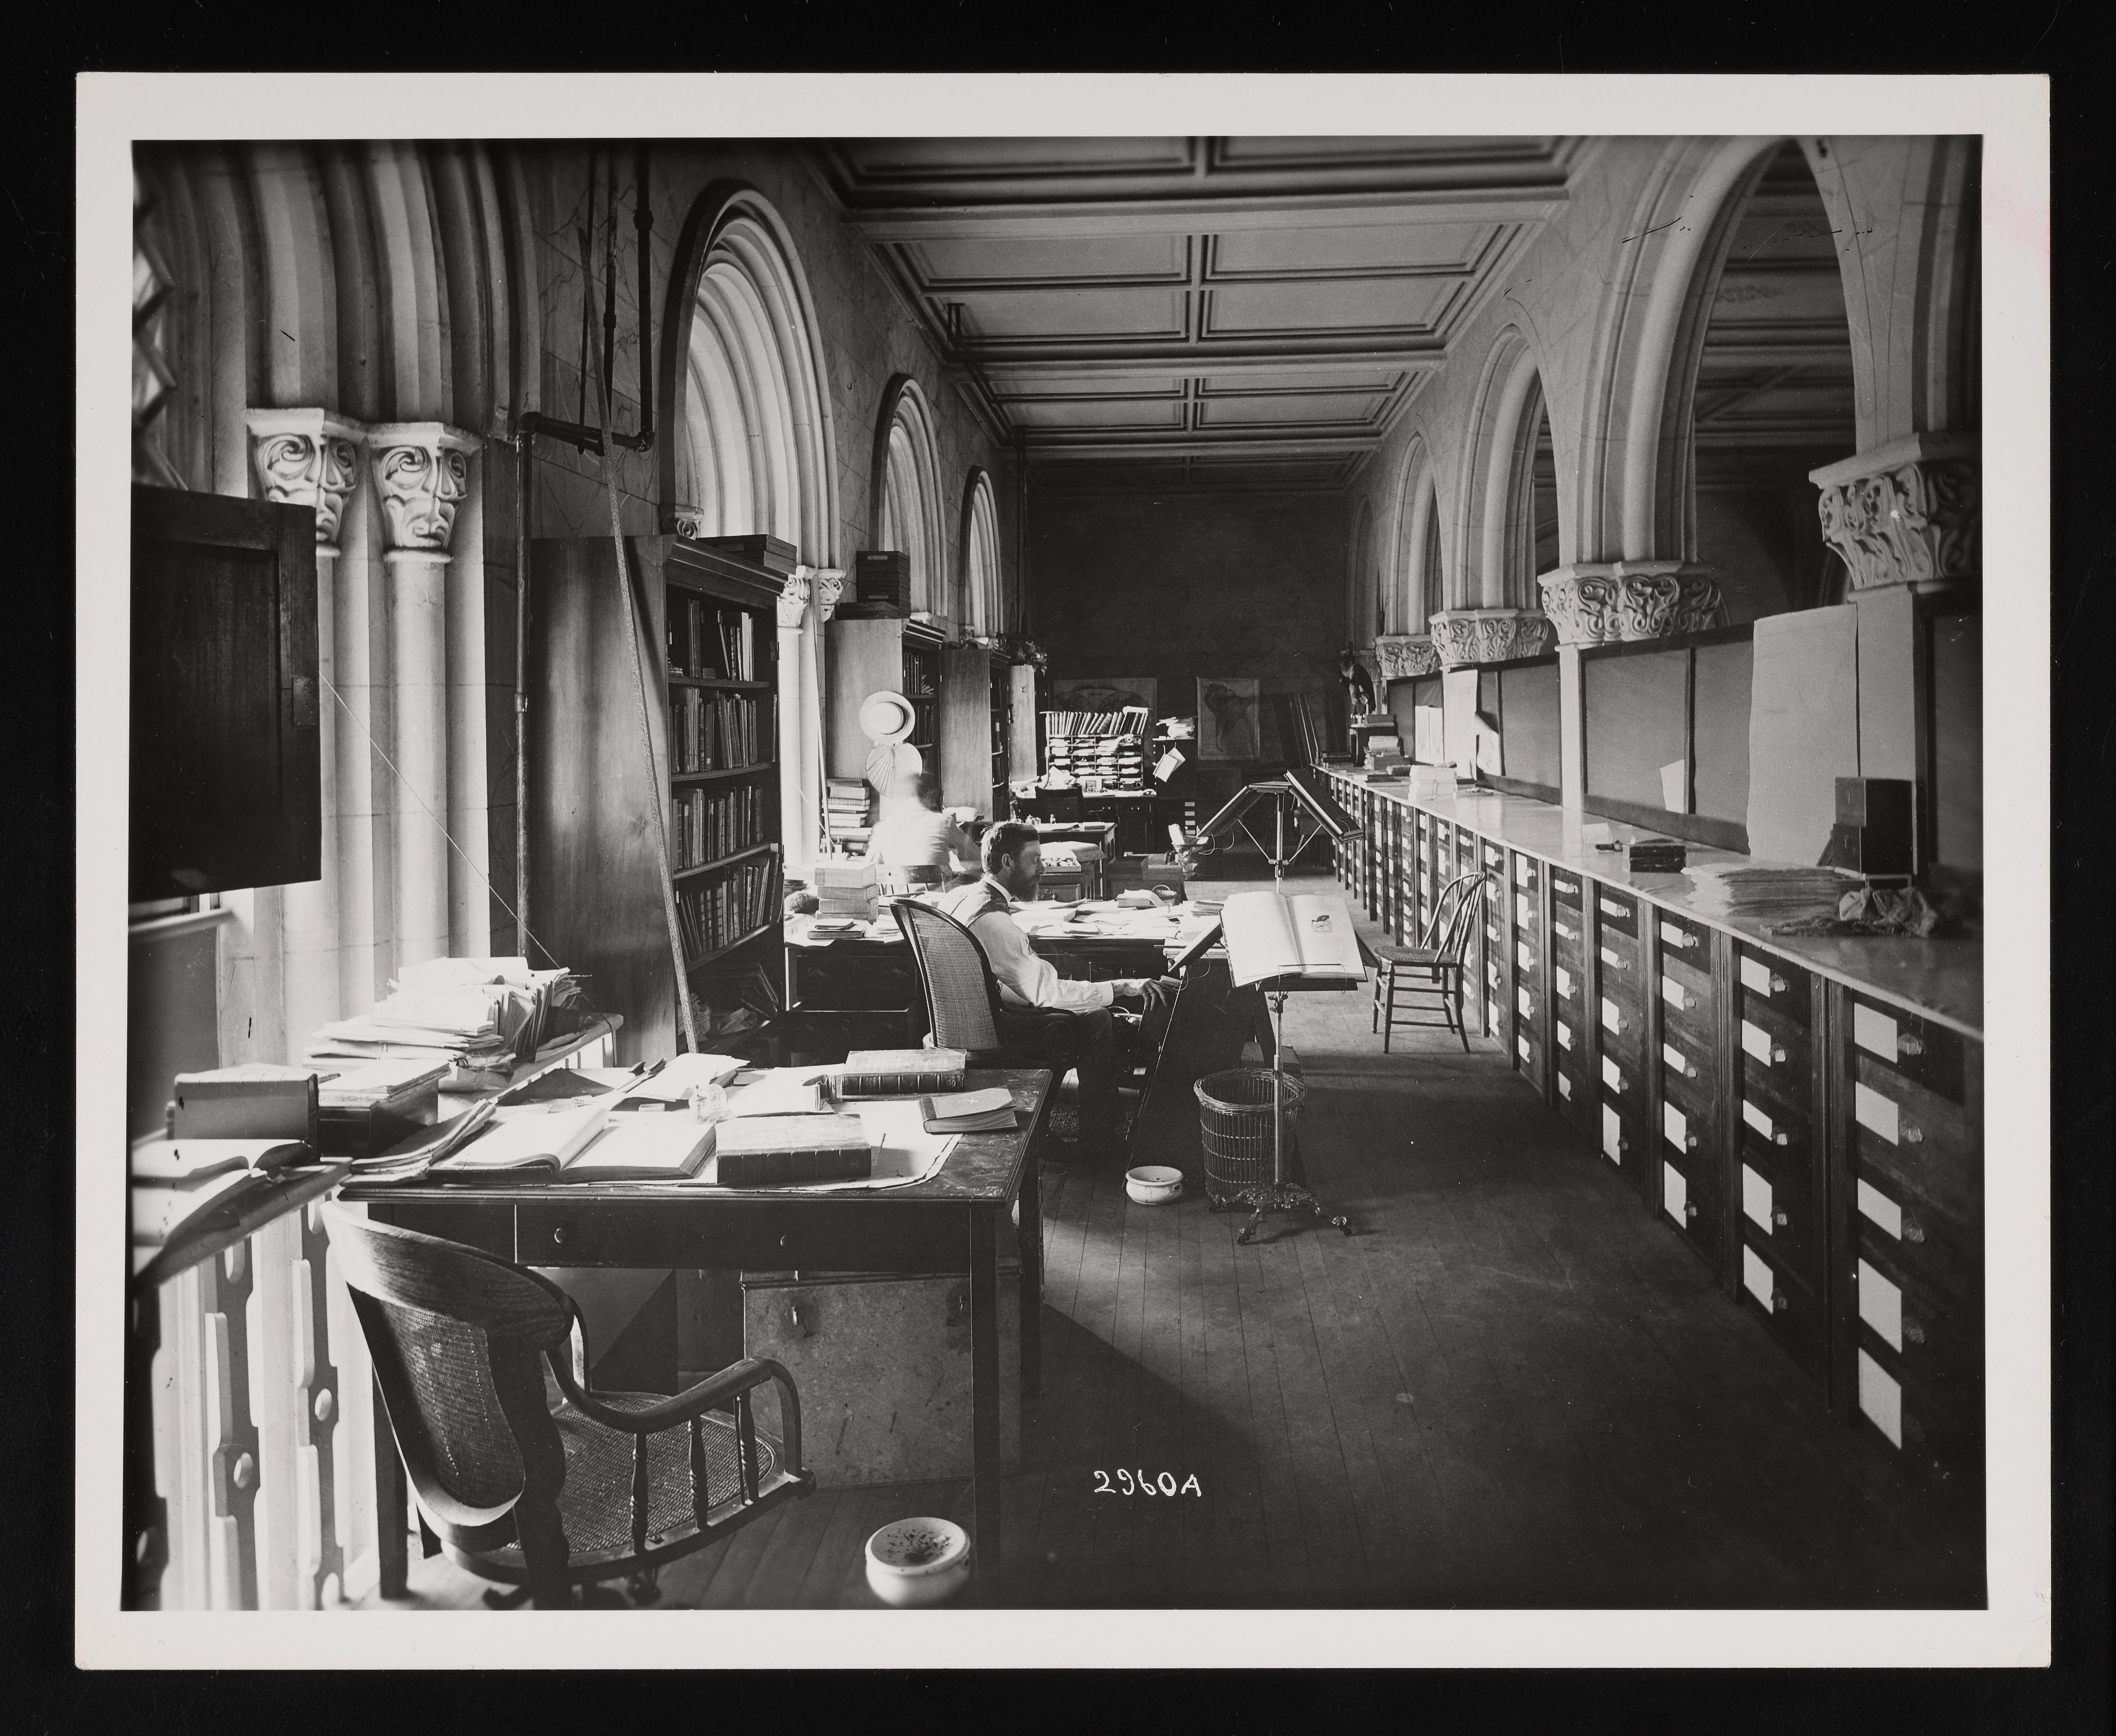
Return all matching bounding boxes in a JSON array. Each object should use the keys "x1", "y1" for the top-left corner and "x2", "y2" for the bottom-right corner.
[{"x1": 1219, "y1": 890, "x2": 1365, "y2": 988}]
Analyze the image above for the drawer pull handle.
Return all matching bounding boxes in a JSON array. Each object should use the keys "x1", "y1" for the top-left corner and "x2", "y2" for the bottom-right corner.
[
  {"x1": 551, "y1": 1225, "x2": 570, "y2": 1247},
  {"x1": 1903, "y1": 1320, "x2": 1925, "y2": 1345},
  {"x1": 1684, "y1": 1133, "x2": 1700, "y2": 1151},
  {"x1": 1772, "y1": 1209, "x2": 1789, "y2": 1227},
  {"x1": 1683, "y1": 1203, "x2": 1698, "y2": 1221},
  {"x1": 1898, "y1": 1034, "x2": 1925, "y2": 1057},
  {"x1": 1772, "y1": 1131, "x2": 1790, "y2": 1147},
  {"x1": 1683, "y1": 1061, "x2": 1699, "y2": 1078},
  {"x1": 1771, "y1": 1290, "x2": 1788, "y2": 1314},
  {"x1": 1770, "y1": 1045, "x2": 1788, "y2": 1064},
  {"x1": 1901, "y1": 1122, "x2": 1925, "y2": 1146},
  {"x1": 1902, "y1": 1218, "x2": 1927, "y2": 1245},
  {"x1": 1770, "y1": 973, "x2": 1788, "y2": 994}
]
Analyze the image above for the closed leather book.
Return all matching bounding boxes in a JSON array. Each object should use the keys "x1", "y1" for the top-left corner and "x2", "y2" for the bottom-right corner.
[
  {"x1": 836, "y1": 1049, "x2": 968, "y2": 1098},
  {"x1": 712, "y1": 1114, "x2": 872, "y2": 1186}
]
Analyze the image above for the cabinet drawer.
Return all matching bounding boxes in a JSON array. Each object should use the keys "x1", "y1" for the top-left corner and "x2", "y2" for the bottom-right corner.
[
  {"x1": 1595, "y1": 921, "x2": 1643, "y2": 975},
  {"x1": 1851, "y1": 1170, "x2": 1980, "y2": 1294},
  {"x1": 1659, "y1": 1047, "x2": 1719, "y2": 1127},
  {"x1": 1597, "y1": 986, "x2": 1647, "y2": 1062},
  {"x1": 1550, "y1": 910, "x2": 1586, "y2": 952},
  {"x1": 1600, "y1": 1048, "x2": 1645, "y2": 1108},
  {"x1": 1850, "y1": 1055, "x2": 1980, "y2": 1169},
  {"x1": 1515, "y1": 1025, "x2": 1544, "y2": 1078},
  {"x1": 1658, "y1": 1154, "x2": 1721, "y2": 1269},
  {"x1": 1483, "y1": 840, "x2": 1507, "y2": 872},
  {"x1": 1733, "y1": 943, "x2": 1813, "y2": 1022},
  {"x1": 1737, "y1": 1238, "x2": 1827, "y2": 1387},
  {"x1": 1512, "y1": 853, "x2": 1539, "y2": 893},
  {"x1": 1597, "y1": 1096, "x2": 1644, "y2": 1173},
  {"x1": 1657, "y1": 949, "x2": 1712, "y2": 1011},
  {"x1": 1550, "y1": 868, "x2": 1584, "y2": 910},
  {"x1": 1557, "y1": 1066, "x2": 1595, "y2": 1135},
  {"x1": 1657, "y1": 1026, "x2": 1713, "y2": 1091},
  {"x1": 1737, "y1": 1090, "x2": 1813, "y2": 1168},
  {"x1": 1656, "y1": 910, "x2": 1710, "y2": 962},
  {"x1": 1736, "y1": 1018, "x2": 1814, "y2": 1117},
  {"x1": 1513, "y1": 889, "x2": 1540, "y2": 935},
  {"x1": 1852, "y1": 1238, "x2": 1981, "y2": 1366},
  {"x1": 1591, "y1": 886, "x2": 1640, "y2": 939},
  {"x1": 1736, "y1": 1157, "x2": 1824, "y2": 1279},
  {"x1": 1551, "y1": 958, "x2": 1581, "y2": 1009},
  {"x1": 1852, "y1": 1346, "x2": 1983, "y2": 1500},
  {"x1": 1514, "y1": 933, "x2": 1542, "y2": 979}
]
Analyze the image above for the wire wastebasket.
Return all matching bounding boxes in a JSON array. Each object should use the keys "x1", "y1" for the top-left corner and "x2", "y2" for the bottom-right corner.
[{"x1": 1194, "y1": 1068, "x2": 1306, "y2": 1199}]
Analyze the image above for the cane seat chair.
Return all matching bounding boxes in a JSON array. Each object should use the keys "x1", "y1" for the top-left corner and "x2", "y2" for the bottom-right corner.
[
  {"x1": 889, "y1": 896, "x2": 1084, "y2": 1074},
  {"x1": 1362, "y1": 870, "x2": 1485, "y2": 1053},
  {"x1": 323, "y1": 1205, "x2": 812, "y2": 1608}
]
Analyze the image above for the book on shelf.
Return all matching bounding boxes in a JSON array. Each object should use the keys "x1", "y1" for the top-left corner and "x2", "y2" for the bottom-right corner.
[
  {"x1": 835, "y1": 1048, "x2": 969, "y2": 1097},
  {"x1": 668, "y1": 595, "x2": 761, "y2": 683},
  {"x1": 919, "y1": 1087, "x2": 1019, "y2": 1133},
  {"x1": 709, "y1": 1114, "x2": 873, "y2": 1187},
  {"x1": 1219, "y1": 890, "x2": 1366, "y2": 988}
]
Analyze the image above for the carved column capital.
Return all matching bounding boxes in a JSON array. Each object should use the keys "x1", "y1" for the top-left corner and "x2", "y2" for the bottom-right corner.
[
  {"x1": 1538, "y1": 563, "x2": 1727, "y2": 646},
  {"x1": 795, "y1": 565, "x2": 846, "y2": 624},
  {"x1": 776, "y1": 570, "x2": 813, "y2": 629},
  {"x1": 366, "y1": 422, "x2": 480, "y2": 561},
  {"x1": 247, "y1": 408, "x2": 367, "y2": 551},
  {"x1": 1810, "y1": 432, "x2": 1980, "y2": 594},
  {"x1": 1427, "y1": 608, "x2": 1554, "y2": 669},
  {"x1": 1374, "y1": 635, "x2": 1442, "y2": 683}
]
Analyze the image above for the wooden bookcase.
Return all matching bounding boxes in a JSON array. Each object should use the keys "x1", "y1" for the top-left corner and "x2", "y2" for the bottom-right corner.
[
  {"x1": 529, "y1": 533, "x2": 784, "y2": 1063},
  {"x1": 826, "y1": 614, "x2": 947, "y2": 790},
  {"x1": 939, "y1": 643, "x2": 1010, "y2": 817}
]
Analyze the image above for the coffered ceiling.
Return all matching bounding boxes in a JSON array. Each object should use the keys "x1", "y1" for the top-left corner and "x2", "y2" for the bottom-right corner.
[{"x1": 815, "y1": 137, "x2": 1585, "y2": 491}]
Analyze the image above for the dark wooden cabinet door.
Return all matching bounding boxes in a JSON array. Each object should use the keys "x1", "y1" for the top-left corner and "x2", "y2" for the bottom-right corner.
[{"x1": 130, "y1": 483, "x2": 319, "y2": 899}]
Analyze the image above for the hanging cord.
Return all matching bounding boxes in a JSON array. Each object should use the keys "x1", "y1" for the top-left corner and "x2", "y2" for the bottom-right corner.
[{"x1": 590, "y1": 266, "x2": 702, "y2": 1055}]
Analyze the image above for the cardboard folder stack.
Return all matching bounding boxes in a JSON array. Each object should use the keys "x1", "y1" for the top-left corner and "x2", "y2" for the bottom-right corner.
[{"x1": 1682, "y1": 861, "x2": 1849, "y2": 924}]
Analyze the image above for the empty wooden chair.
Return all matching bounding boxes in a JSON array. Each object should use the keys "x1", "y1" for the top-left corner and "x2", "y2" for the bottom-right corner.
[
  {"x1": 324, "y1": 1205, "x2": 812, "y2": 1608},
  {"x1": 1363, "y1": 870, "x2": 1485, "y2": 1053}
]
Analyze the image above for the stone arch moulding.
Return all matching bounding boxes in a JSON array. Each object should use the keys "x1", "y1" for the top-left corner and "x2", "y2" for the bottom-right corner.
[
  {"x1": 656, "y1": 179, "x2": 841, "y2": 564},
  {"x1": 870, "y1": 373, "x2": 947, "y2": 615},
  {"x1": 1374, "y1": 436, "x2": 1444, "y2": 684},
  {"x1": 958, "y1": 466, "x2": 1002, "y2": 635}
]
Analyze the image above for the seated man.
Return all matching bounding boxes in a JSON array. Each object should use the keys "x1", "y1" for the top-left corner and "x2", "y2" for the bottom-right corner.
[
  {"x1": 867, "y1": 769, "x2": 978, "y2": 889},
  {"x1": 936, "y1": 821, "x2": 1181, "y2": 1160}
]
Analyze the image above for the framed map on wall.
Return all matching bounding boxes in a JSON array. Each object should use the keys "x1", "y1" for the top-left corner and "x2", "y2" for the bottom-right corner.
[
  {"x1": 1050, "y1": 676, "x2": 1156, "y2": 719},
  {"x1": 1197, "y1": 677, "x2": 1260, "y2": 761}
]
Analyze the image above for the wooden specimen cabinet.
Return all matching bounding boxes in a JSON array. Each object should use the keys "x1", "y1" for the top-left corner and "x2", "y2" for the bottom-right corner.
[
  {"x1": 529, "y1": 534, "x2": 784, "y2": 1064},
  {"x1": 1321, "y1": 768, "x2": 1987, "y2": 1548}
]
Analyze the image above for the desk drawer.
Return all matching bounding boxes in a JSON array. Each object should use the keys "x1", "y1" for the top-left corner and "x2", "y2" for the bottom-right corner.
[
  {"x1": 1659, "y1": 1151, "x2": 1722, "y2": 1271},
  {"x1": 1737, "y1": 1235, "x2": 1827, "y2": 1387},
  {"x1": 1737, "y1": 1016, "x2": 1814, "y2": 1116},
  {"x1": 1592, "y1": 886, "x2": 1640, "y2": 939},
  {"x1": 1851, "y1": 1166, "x2": 1980, "y2": 1295},
  {"x1": 1512, "y1": 852, "x2": 1540, "y2": 894},
  {"x1": 791, "y1": 949, "x2": 921, "y2": 1011},
  {"x1": 1734, "y1": 943, "x2": 1813, "y2": 1023},
  {"x1": 1550, "y1": 910, "x2": 1587, "y2": 953},
  {"x1": 516, "y1": 1198, "x2": 966, "y2": 1272}
]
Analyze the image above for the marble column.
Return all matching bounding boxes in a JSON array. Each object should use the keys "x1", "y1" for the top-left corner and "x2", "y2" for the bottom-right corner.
[
  {"x1": 368, "y1": 422, "x2": 479, "y2": 975},
  {"x1": 248, "y1": 408, "x2": 366, "y2": 1048}
]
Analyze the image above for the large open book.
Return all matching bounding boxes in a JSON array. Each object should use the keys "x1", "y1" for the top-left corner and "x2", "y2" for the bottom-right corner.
[{"x1": 1219, "y1": 890, "x2": 1365, "y2": 988}]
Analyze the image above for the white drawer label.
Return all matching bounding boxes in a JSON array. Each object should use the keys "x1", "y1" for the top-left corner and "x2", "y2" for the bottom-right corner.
[
  {"x1": 1660, "y1": 974, "x2": 1690, "y2": 1010},
  {"x1": 1854, "y1": 1081, "x2": 1901, "y2": 1144},
  {"x1": 1487, "y1": 999, "x2": 1501, "y2": 1030},
  {"x1": 1663, "y1": 1101, "x2": 1688, "y2": 1149},
  {"x1": 1517, "y1": 1035, "x2": 1530, "y2": 1062},
  {"x1": 1857, "y1": 1350, "x2": 1903, "y2": 1448},
  {"x1": 1555, "y1": 965, "x2": 1573, "y2": 1000},
  {"x1": 1601, "y1": 1104, "x2": 1622, "y2": 1163},
  {"x1": 1853, "y1": 1003, "x2": 1899, "y2": 1060},
  {"x1": 1662, "y1": 1162, "x2": 1688, "y2": 1225},
  {"x1": 1602, "y1": 1055, "x2": 1624, "y2": 1092},
  {"x1": 1517, "y1": 987, "x2": 1532, "y2": 1017},
  {"x1": 1742, "y1": 1163, "x2": 1772, "y2": 1230},
  {"x1": 1739, "y1": 955, "x2": 1776, "y2": 995},
  {"x1": 1556, "y1": 1020, "x2": 1573, "y2": 1051},
  {"x1": 1554, "y1": 919, "x2": 1578, "y2": 941},
  {"x1": 1600, "y1": 945, "x2": 1624, "y2": 968},
  {"x1": 1742, "y1": 1245, "x2": 1774, "y2": 1307},
  {"x1": 1518, "y1": 940, "x2": 1534, "y2": 971},
  {"x1": 1741, "y1": 1019, "x2": 1777, "y2": 1064},
  {"x1": 1857, "y1": 1259, "x2": 1903, "y2": 1352},
  {"x1": 1742, "y1": 1099, "x2": 1776, "y2": 1140},
  {"x1": 1599, "y1": 898, "x2": 1631, "y2": 920},
  {"x1": 1856, "y1": 1178, "x2": 1902, "y2": 1239},
  {"x1": 1554, "y1": 876, "x2": 1574, "y2": 895},
  {"x1": 1514, "y1": 858, "x2": 1530, "y2": 885},
  {"x1": 1600, "y1": 997, "x2": 1623, "y2": 1034},
  {"x1": 1557, "y1": 1072, "x2": 1572, "y2": 1100},
  {"x1": 1516, "y1": 893, "x2": 1531, "y2": 927},
  {"x1": 1661, "y1": 1043, "x2": 1692, "y2": 1078}
]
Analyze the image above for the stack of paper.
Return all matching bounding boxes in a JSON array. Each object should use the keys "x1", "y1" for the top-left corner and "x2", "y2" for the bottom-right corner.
[
  {"x1": 304, "y1": 956, "x2": 585, "y2": 1085},
  {"x1": 1683, "y1": 861, "x2": 1851, "y2": 922}
]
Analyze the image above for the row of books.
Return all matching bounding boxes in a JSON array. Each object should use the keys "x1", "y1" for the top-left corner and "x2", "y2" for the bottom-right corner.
[
  {"x1": 672, "y1": 782, "x2": 767, "y2": 871},
  {"x1": 1040, "y1": 705, "x2": 1149, "y2": 739},
  {"x1": 825, "y1": 777, "x2": 872, "y2": 846},
  {"x1": 670, "y1": 687, "x2": 770, "y2": 774},
  {"x1": 678, "y1": 854, "x2": 782, "y2": 962},
  {"x1": 666, "y1": 595, "x2": 758, "y2": 682}
]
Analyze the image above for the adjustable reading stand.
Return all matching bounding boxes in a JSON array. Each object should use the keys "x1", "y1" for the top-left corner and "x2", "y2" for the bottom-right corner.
[{"x1": 1184, "y1": 768, "x2": 1362, "y2": 1242}]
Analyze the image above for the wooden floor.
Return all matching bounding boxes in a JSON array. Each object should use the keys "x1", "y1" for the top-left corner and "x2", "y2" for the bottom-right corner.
[{"x1": 355, "y1": 861, "x2": 1984, "y2": 1613}]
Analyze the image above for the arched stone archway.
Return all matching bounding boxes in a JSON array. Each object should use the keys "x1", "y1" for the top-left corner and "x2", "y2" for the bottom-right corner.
[
  {"x1": 959, "y1": 467, "x2": 1002, "y2": 634},
  {"x1": 870, "y1": 374, "x2": 947, "y2": 616}
]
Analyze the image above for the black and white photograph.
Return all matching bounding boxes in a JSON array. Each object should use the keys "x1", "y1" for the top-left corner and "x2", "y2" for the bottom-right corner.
[{"x1": 75, "y1": 73, "x2": 2052, "y2": 1672}]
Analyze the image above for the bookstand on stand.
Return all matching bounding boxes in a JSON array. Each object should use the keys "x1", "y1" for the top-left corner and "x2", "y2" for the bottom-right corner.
[{"x1": 1192, "y1": 776, "x2": 1358, "y2": 1244}]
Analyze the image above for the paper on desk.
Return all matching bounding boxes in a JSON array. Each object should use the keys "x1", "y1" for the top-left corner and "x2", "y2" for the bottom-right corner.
[
  {"x1": 678, "y1": 1100, "x2": 957, "y2": 1191},
  {"x1": 724, "y1": 1069, "x2": 831, "y2": 1117},
  {"x1": 1660, "y1": 759, "x2": 1688, "y2": 813},
  {"x1": 625, "y1": 1052, "x2": 747, "y2": 1102}
]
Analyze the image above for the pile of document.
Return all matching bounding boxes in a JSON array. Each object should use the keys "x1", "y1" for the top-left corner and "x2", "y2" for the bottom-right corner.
[
  {"x1": 305, "y1": 956, "x2": 588, "y2": 1090},
  {"x1": 1683, "y1": 862, "x2": 1850, "y2": 923}
]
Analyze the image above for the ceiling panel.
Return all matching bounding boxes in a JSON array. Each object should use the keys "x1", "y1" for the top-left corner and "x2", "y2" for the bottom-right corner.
[
  {"x1": 960, "y1": 287, "x2": 1189, "y2": 342},
  {"x1": 995, "y1": 374, "x2": 1189, "y2": 400},
  {"x1": 907, "y1": 233, "x2": 1189, "y2": 286},
  {"x1": 1208, "y1": 222, "x2": 1493, "y2": 277},
  {"x1": 1193, "y1": 390, "x2": 1394, "y2": 429},
  {"x1": 1211, "y1": 136, "x2": 1558, "y2": 169},
  {"x1": 1204, "y1": 276, "x2": 1458, "y2": 338},
  {"x1": 1007, "y1": 397, "x2": 1191, "y2": 430},
  {"x1": 1195, "y1": 368, "x2": 1405, "y2": 395},
  {"x1": 834, "y1": 137, "x2": 1194, "y2": 179}
]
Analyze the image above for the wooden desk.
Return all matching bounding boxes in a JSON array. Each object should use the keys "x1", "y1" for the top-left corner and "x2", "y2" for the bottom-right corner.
[{"x1": 342, "y1": 1068, "x2": 1053, "y2": 1594}]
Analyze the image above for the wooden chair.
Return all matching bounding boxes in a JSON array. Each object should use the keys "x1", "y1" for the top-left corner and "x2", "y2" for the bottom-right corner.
[
  {"x1": 889, "y1": 896, "x2": 1084, "y2": 1075},
  {"x1": 1362, "y1": 870, "x2": 1485, "y2": 1054},
  {"x1": 324, "y1": 1205, "x2": 812, "y2": 1608}
]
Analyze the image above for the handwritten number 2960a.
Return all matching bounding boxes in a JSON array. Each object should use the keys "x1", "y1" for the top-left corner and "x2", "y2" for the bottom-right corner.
[{"x1": 1093, "y1": 1470, "x2": 1202, "y2": 1496}]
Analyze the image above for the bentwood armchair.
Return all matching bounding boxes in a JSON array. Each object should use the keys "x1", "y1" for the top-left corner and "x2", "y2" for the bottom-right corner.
[
  {"x1": 1362, "y1": 869, "x2": 1485, "y2": 1053},
  {"x1": 889, "y1": 896, "x2": 1084, "y2": 1075},
  {"x1": 324, "y1": 1205, "x2": 812, "y2": 1608}
]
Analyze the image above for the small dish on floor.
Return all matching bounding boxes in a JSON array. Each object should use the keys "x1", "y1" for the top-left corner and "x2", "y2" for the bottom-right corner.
[
  {"x1": 865, "y1": 1517, "x2": 973, "y2": 1606},
  {"x1": 1125, "y1": 1165, "x2": 1183, "y2": 1205}
]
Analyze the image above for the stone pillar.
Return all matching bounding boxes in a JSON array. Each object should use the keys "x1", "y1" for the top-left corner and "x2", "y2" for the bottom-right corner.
[
  {"x1": 1427, "y1": 608, "x2": 1555, "y2": 669},
  {"x1": 1811, "y1": 433, "x2": 1980, "y2": 787},
  {"x1": 368, "y1": 422, "x2": 479, "y2": 975},
  {"x1": 1536, "y1": 562, "x2": 1727, "y2": 648},
  {"x1": 249, "y1": 408, "x2": 366, "y2": 1049},
  {"x1": 776, "y1": 569, "x2": 814, "y2": 862}
]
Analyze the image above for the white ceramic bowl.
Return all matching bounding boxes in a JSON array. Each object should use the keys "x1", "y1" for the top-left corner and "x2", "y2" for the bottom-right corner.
[
  {"x1": 865, "y1": 1517, "x2": 973, "y2": 1607},
  {"x1": 1125, "y1": 1165, "x2": 1184, "y2": 1206}
]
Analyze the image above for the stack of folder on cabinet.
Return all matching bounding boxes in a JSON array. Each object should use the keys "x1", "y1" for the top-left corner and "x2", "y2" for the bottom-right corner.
[{"x1": 1683, "y1": 861, "x2": 1849, "y2": 923}]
